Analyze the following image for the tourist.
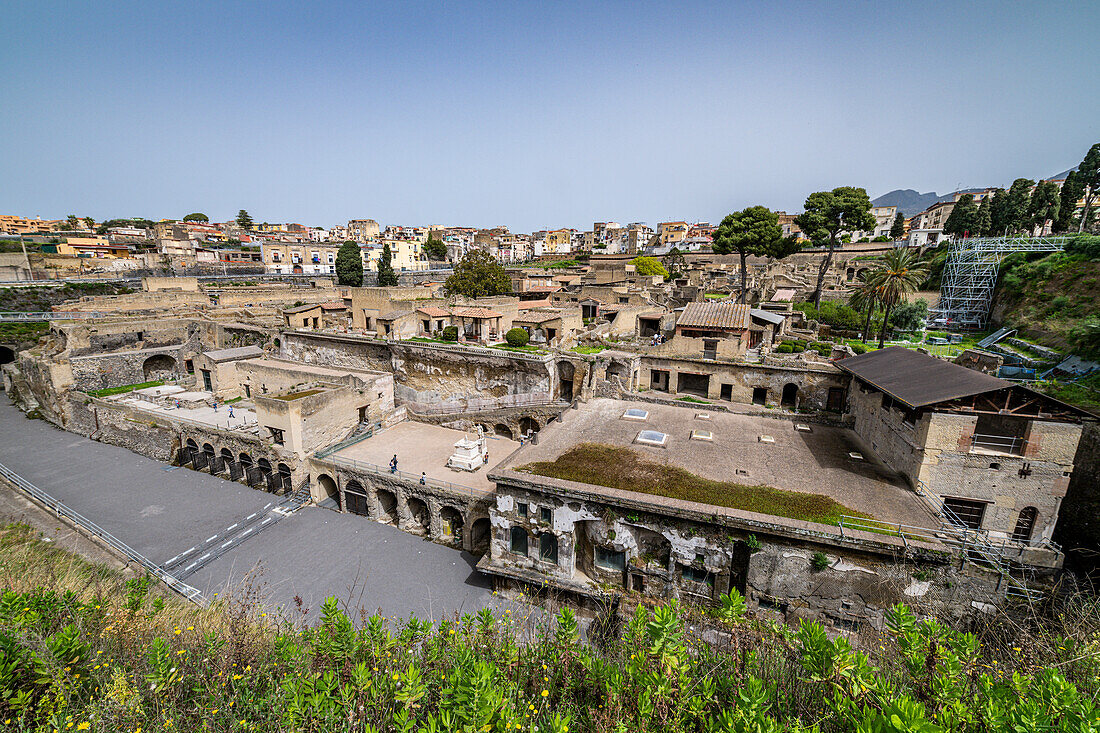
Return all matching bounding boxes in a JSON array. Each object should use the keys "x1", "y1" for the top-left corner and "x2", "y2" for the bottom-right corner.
[
  {"x1": 390, "y1": 455, "x2": 398, "y2": 473},
  {"x1": 228, "y1": 406, "x2": 234, "y2": 419},
  {"x1": 420, "y1": 472, "x2": 426, "y2": 485}
]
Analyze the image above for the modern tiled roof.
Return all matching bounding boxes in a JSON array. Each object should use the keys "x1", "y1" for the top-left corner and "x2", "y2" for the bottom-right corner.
[
  {"x1": 676, "y1": 301, "x2": 750, "y2": 330},
  {"x1": 451, "y1": 307, "x2": 502, "y2": 318},
  {"x1": 319, "y1": 301, "x2": 347, "y2": 310},
  {"x1": 836, "y1": 347, "x2": 1009, "y2": 408},
  {"x1": 415, "y1": 306, "x2": 451, "y2": 318}
]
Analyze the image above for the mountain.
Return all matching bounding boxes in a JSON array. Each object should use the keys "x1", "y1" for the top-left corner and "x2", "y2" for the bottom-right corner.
[{"x1": 870, "y1": 189, "x2": 940, "y2": 216}]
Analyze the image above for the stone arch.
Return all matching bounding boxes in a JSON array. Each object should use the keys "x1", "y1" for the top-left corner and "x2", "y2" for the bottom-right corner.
[
  {"x1": 376, "y1": 488, "x2": 399, "y2": 524},
  {"x1": 538, "y1": 532, "x2": 559, "y2": 563},
  {"x1": 493, "y1": 423, "x2": 513, "y2": 439},
  {"x1": 277, "y1": 462, "x2": 292, "y2": 493},
  {"x1": 476, "y1": 423, "x2": 492, "y2": 435},
  {"x1": 407, "y1": 496, "x2": 430, "y2": 534},
  {"x1": 184, "y1": 438, "x2": 199, "y2": 465},
  {"x1": 316, "y1": 473, "x2": 338, "y2": 505},
  {"x1": 470, "y1": 517, "x2": 491, "y2": 555},
  {"x1": 845, "y1": 267, "x2": 855, "y2": 281},
  {"x1": 781, "y1": 383, "x2": 798, "y2": 409},
  {"x1": 345, "y1": 479, "x2": 369, "y2": 516},
  {"x1": 440, "y1": 506, "x2": 464, "y2": 543},
  {"x1": 202, "y1": 443, "x2": 216, "y2": 473},
  {"x1": 142, "y1": 353, "x2": 176, "y2": 381},
  {"x1": 519, "y1": 416, "x2": 540, "y2": 435},
  {"x1": 220, "y1": 448, "x2": 237, "y2": 478},
  {"x1": 1012, "y1": 506, "x2": 1039, "y2": 543},
  {"x1": 0, "y1": 345, "x2": 14, "y2": 365}
]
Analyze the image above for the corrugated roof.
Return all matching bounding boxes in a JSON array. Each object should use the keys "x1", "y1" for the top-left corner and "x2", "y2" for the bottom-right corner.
[
  {"x1": 770, "y1": 288, "x2": 796, "y2": 302},
  {"x1": 749, "y1": 308, "x2": 786, "y2": 325},
  {"x1": 676, "y1": 301, "x2": 750, "y2": 330},
  {"x1": 835, "y1": 346, "x2": 1010, "y2": 408}
]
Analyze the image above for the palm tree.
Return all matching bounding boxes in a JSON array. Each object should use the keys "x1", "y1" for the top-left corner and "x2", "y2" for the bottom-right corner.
[
  {"x1": 847, "y1": 270, "x2": 881, "y2": 344},
  {"x1": 868, "y1": 248, "x2": 929, "y2": 349}
]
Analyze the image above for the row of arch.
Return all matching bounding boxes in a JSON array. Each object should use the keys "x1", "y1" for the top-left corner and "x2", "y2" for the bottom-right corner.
[
  {"x1": 467, "y1": 416, "x2": 543, "y2": 441},
  {"x1": 315, "y1": 472, "x2": 492, "y2": 554},
  {"x1": 181, "y1": 438, "x2": 292, "y2": 493}
]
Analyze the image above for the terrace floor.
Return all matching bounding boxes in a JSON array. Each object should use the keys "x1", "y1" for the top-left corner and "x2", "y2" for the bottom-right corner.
[
  {"x1": 328, "y1": 421, "x2": 521, "y2": 494},
  {"x1": 499, "y1": 398, "x2": 938, "y2": 528}
]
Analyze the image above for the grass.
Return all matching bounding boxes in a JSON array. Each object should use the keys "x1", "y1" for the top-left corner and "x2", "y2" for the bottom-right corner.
[
  {"x1": 271, "y1": 388, "x2": 324, "y2": 400},
  {"x1": 703, "y1": 292, "x2": 729, "y2": 300},
  {"x1": 488, "y1": 343, "x2": 546, "y2": 354},
  {"x1": 223, "y1": 396, "x2": 243, "y2": 405},
  {"x1": 86, "y1": 380, "x2": 164, "y2": 397},
  {"x1": 571, "y1": 345, "x2": 606, "y2": 354},
  {"x1": 4, "y1": 521, "x2": 1100, "y2": 731},
  {"x1": 0, "y1": 321, "x2": 49, "y2": 343},
  {"x1": 1035, "y1": 373, "x2": 1100, "y2": 414},
  {"x1": 676, "y1": 396, "x2": 711, "y2": 404},
  {"x1": 519, "y1": 443, "x2": 870, "y2": 525}
]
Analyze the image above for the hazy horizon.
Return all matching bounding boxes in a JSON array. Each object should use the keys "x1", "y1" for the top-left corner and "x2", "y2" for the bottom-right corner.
[{"x1": 2, "y1": 1, "x2": 1097, "y2": 231}]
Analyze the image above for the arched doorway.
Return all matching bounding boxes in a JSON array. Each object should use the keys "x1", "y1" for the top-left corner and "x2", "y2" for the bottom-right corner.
[
  {"x1": 221, "y1": 449, "x2": 237, "y2": 478},
  {"x1": 202, "y1": 443, "x2": 217, "y2": 473},
  {"x1": 845, "y1": 267, "x2": 855, "y2": 282},
  {"x1": 183, "y1": 438, "x2": 199, "y2": 466},
  {"x1": 440, "y1": 506, "x2": 464, "y2": 543},
  {"x1": 377, "y1": 488, "x2": 399, "y2": 524},
  {"x1": 239, "y1": 453, "x2": 255, "y2": 485},
  {"x1": 407, "y1": 497, "x2": 430, "y2": 534},
  {"x1": 519, "y1": 417, "x2": 540, "y2": 436},
  {"x1": 277, "y1": 463, "x2": 292, "y2": 493},
  {"x1": 315, "y1": 473, "x2": 339, "y2": 507},
  {"x1": 0, "y1": 346, "x2": 14, "y2": 365},
  {"x1": 470, "y1": 517, "x2": 491, "y2": 555},
  {"x1": 781, "y1": 383, "x2": 798, "y2": 409},
  {"x1": 257, "y1": 458, "x2": 273, "y2": 491},
  {"x1": 1012, "y1": 506, "x2": 1038, "y2": 543},
  {"x1": 558, "y1": 361, "x2": 575, "y2": 402},
  {"x1": 142, "y1": 354, "x2": 176, "y2": 381},
  {"x1": 494, "y1": 423, "x2": 513, "y2": 439},
  {"x1": 345, "y1": 479, "x2": 369, "y2": 516}
]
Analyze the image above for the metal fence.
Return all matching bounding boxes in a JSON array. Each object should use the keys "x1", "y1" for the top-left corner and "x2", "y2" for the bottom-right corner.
[
  {"x1": 0, "y1": 311, "x2": 106, "y2": 321},
  {"x1": 0, "y1": 460, "x2": 205, "y2": 604},
  {"x1": 970, "y1": 433, "x2": 1026, "y2": 455},
  {"x1": 314, "y1": 454, "x2": 490, "y2": 499}
]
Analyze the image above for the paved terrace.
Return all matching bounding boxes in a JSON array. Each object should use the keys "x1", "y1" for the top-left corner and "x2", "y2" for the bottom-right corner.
[
  {"x1": 499, "y1": 397, "x2": 937, "y2": 528},
  {"x1": 113, "y1": 393, "x2": 257, "y2": 431},
  {"x1": 327, "y1": 421, "x2": 521, "y2": 494}
]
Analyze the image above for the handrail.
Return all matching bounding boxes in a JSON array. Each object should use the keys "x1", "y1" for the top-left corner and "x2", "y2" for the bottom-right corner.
[
  {"x1": 312, "y1": 454, "x2": 490, "y2": 500},
  {"x1": 0, "y1": 311, "x2": 106, "y2": 321},
  {"x1": 0, "y1": 460, "x2": 206, "y2": 604}
]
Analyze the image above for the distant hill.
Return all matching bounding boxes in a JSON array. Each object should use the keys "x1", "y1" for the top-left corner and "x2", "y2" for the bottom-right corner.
[{"x1": 870, "y1": 190, "x2": 940, "y2": 216}]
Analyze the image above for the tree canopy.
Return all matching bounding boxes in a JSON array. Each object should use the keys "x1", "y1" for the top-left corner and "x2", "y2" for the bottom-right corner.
[
  {"x1": 1027, "y1": 181, "x2": 1061, "y2": 234},
  {"x1": 444, "y1": 250, "x2": 511, "y2": 298},
  {"x1": 889, "y1": 212, "x2": 906, "y2": 240},
  {"x1": 236, "y1": 210, "x2": 253, "y2": 229},
  {"x1": 423, "y1": 237, "x2": 447, "y2": 261},
  {"x1": 712, "y1": 206, "x2": 783, "y2": 304},
  {"x1": 1002, "y1": 179, "x2": 1035, "y2": 234},
  {"x1": 630, "y1": 256, "x2": 669, "y2": 278},
  {"x1": 1076, "y1": 143, "x2": 1100, "y2": 233},
  {"x1": 943, "y1": 194, "x2": 978, "y2": 238},
  {"x1": 376, "y1": 243, "x2": 399, "y2": 287},
  {"x1": 183, "y1": 213, "x2": 208, "y2": 222},
  {"x1": 975, "y1": 196, "x2": 992, "y2": 236},
  {"x1": 794, "y1": 187, "x2": 876, "y2": 308},
  {"x1": 867, "y1": 248, "x2": 929, "y2": 348},
  {"x1": 1055, "y1": 171, "x2": 1084, "y2": 233},
  {"x1": 335, "y1": 241, "x2": 363, "y2": 287}
]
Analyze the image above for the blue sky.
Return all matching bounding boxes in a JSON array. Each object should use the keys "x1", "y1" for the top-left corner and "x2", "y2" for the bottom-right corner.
[{"x1": 2, "y1": 1, "x2": 1097, "y2": 231}]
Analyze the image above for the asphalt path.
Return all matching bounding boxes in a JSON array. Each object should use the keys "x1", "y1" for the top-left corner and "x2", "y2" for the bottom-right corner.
[{"x1": 0, "y1": 398, "x2": 496, "y2": 621}]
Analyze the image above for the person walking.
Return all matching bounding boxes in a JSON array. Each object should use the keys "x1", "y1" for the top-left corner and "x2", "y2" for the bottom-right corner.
[
  {"x1": 419, "y1": 472, "x2": 426, "y2": 485},
  {"x1": 390, "y1": 454, "x2": 398, "y2": 474}
]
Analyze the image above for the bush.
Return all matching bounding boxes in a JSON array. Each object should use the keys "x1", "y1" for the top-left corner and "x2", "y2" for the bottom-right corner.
[
  {"x1": 850, "y1": 342, "x2": 869, "y2": 354},
  {"x1": 872, "y1": 235, "x2": 890, "y2": 242},
  {"x1": 1065, "y1": 234, "x2": 1100, "y2": 260},
  {"x1": 505, "y1": 327, "x2": 529, "y2": 347},
  {"x1": 889, "y1": 300, "x2": 928, "y2": 332},
  {"x1": 811, "y1": 551, "x2": 830, "y2": 571},
  {"x1": 776, "y1": 343, "x2": 793, "y2": 353},
  {"x1": 440, "y1": 325, "x2": 458, "y2": 342}
]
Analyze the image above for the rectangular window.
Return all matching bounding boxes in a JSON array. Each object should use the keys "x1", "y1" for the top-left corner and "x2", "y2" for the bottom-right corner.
[
  {"x1": 540, "y1": 507, "x2": 552, "y2": 523},
  {"x1": 269, "y1": 427, "x2": 285, "y2": 445},
  {"x1": 243, "y1": 384, "x2": 250, "y2": 398},
  {"x1": 680, "y1": 564, "x2": 713, "y2": 586},
  {"x1": 594, "y1": 546, "x2": 625, "y2": 571},
  {"x1": 942, "y1": 497, "x2": 986, "y2": 530},
  {"x1": 518, "y1": 502, "x2": 528, "y2": 518}
]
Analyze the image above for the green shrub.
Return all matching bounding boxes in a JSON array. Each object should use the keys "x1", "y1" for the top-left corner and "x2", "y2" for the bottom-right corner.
[
  {"x1": 850, "y1": 342, "x2": 869, "y2": 354},
  {"x1": 811, "y1": 551, "x2": 830, "y2": 571},
  {"x1": 792, "y1": 343, "x2": 805, "y2": 353},
  {"x1": 776, "y1": 343, "x2": 793, "y2": 353},
  {"x1": 440, "y1": 325, "x2": 458, "y2": 342},
  {"x1": 505, "y1": 327, "x2": 530, "y2": 347}
]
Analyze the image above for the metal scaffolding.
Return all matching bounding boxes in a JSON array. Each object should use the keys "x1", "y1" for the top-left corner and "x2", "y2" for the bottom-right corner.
[{"x1": 934, "y1": 236, "x2": 1068, "y2": 329}]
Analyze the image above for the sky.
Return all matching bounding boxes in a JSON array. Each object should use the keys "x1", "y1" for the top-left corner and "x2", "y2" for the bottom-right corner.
[{"x1": 2, "y1": 1, "x2": 1098, "y2": 232}]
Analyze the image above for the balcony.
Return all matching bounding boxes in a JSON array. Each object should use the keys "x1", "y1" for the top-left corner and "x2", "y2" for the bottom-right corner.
[{"x1": 970, "y1": 433, "x2": 1027, "y2": 456}]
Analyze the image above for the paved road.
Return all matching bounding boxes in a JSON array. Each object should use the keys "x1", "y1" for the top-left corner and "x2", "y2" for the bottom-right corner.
[{"x1": 0, "y1": 398, "x2": 495, "y2": 620}]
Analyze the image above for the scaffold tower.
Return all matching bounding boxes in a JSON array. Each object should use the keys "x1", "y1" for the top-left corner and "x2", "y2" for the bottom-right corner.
[{"x1": 934, "y1": 235, "x2": 1068, "y2": 329}]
